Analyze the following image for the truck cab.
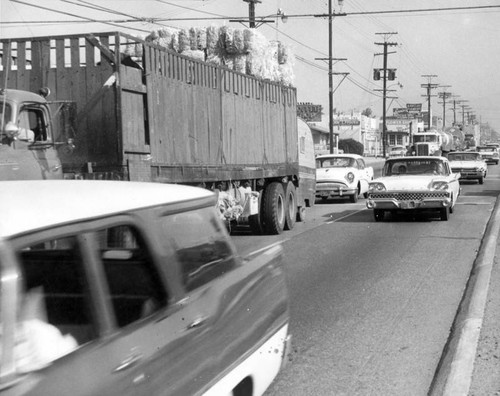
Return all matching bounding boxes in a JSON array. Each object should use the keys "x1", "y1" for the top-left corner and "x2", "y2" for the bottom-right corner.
[
  {"x1": 0, "y1": 89, "x2": 63, "y2": 180},
  {"x1": 413, "y1": 130, "x2": 442, "y2": 156}
]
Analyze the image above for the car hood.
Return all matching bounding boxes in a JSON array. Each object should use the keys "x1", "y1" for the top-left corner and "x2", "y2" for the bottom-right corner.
[
  {"x1": 316, "y1": 167, "x2": 354, "y2": 181},
  {"x1": 449, "y1": 160, "x2": 485, "y2": 168},
  {"x1": 371, "y1": 175, "x2": 448, "y2": 190}
]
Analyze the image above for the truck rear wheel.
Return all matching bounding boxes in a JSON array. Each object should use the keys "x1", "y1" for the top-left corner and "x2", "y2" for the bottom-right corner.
[
  {"x1": 284, "y1": 182, "x2": 297, "y2": 230},
  {"x1": 261, "y1": 182, "x2": 286, "y2": 235}
]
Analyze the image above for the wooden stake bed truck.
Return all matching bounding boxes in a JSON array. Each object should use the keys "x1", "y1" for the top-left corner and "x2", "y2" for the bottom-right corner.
[{"x1": 0, "y1": 31, "x2": 316, "y2": 235}]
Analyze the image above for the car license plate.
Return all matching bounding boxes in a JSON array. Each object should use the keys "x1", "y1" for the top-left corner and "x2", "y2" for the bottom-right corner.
[{"x1": 400, "y1": 201, "x2": 416, "y2": 209}]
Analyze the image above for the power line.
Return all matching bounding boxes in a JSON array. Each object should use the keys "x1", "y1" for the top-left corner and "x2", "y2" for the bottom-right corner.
[{"x1": 9, "y1": 0, "x2": 153, "y2": 33}]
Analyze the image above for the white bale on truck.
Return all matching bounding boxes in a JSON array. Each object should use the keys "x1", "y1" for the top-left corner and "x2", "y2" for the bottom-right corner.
[{"x1": 0, "y1": 31, "x2": 316, "y2": 235}]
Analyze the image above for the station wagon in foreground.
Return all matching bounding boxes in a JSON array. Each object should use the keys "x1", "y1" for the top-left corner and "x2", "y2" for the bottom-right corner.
[
  {"x1": 0, "y1": 181, "x2": 289, "y2": 396},
  {"x1": 366, "y1": 156, "x2": 461, "y2": 222}
]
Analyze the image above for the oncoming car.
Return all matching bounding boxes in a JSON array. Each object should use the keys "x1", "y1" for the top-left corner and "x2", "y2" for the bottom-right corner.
[
  {"x1": 476, "y1": 146, "x2": 499, "y2": 164},
  {"x1": 0, "y1": 181, "x2": 290, "y2": 396},
  {"x1": 366, "y1": 156, "x2": 461, "y2": 222},
  {"x1": 447, "y1": 151, "x2": 487, "y2": 184},
  {"x1": 315, "y1": 153, "x2": 374, "y2": 203},
  {"x1": 388, "y1": 145, "x2": 407, "y2": 158}
]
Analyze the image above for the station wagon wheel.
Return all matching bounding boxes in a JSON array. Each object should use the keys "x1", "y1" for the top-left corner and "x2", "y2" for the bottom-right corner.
[{"x1": 374, "y1": 209, "x2": 384, "y2": 222}]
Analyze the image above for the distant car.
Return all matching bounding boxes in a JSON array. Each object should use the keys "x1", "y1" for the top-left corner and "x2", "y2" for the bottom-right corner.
[
  {"x1": 366, "y1": 156, "x2": 461, "y2": 221},
  {"x1": 476, "y1": 146, "x2": 499, "y2": 164},
  {"x1": 315, "y1": 153, "x2": 374, "y2": 203},
  {"x1": 0, "y1": 180, "x2": 290, "y2": 396},
  {"x1": 447, "y1": 151, "x2": 487, "y2": 184},
  {"x1": 388, "y1": 145, "x2": 407, "y2": 158}
]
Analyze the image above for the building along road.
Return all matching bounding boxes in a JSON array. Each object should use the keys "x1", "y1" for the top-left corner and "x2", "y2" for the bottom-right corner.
[{"x1": 232, "y1": 159, "x2": 500, "y2": 395}]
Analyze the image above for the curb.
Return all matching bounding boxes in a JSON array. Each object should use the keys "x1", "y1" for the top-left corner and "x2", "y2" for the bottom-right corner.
[{"x1": 429, "y1": 195, "x2": 500, "y2": 395}]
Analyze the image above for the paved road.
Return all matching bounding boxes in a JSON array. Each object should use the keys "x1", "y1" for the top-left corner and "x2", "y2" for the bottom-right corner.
[{"x1": 232, "y1": 157, "x2": 500, "y2": 395}]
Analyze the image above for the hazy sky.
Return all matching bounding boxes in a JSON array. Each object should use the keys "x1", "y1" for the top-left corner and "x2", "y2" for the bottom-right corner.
[{"x1": 2, "y1": 0, "x2": 499, "y2": 132}]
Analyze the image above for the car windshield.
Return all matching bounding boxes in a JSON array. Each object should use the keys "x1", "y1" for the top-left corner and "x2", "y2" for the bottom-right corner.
[
  {"x1": 413, "y1": 135, "x2": 438, "y2": 143},
  {"x1": 383, "y1": 159, "x2": 447, "y2": 176},
  {"x1": 316, "y1": 157, "x2": 356, "y2": 168},
  {"x1": 448, "y1": 153, "x2": 481, "y2": 161}
]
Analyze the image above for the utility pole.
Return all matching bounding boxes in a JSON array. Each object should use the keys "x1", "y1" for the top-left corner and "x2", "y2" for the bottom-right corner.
[
  {"x1": 374, "y1": 32, "x2": 398, "y2": 158},
  {"x1": 314, "y1": 0, "x2": 346, "y2": 154},
  {"x1": 437, "y1": 85, "x2": 452, "y2": 129},
  {"x1": 449, "y1": 95, "x2": 460, "y2": 126},
  {"x1": 460, "y1": 103, "x2": 470, "y2": 126},
  {"x1": 243, "y1": 0, "x2": 261, "y2": 28},
  {"x1": 421, "y1": 75, "x2": 438, "y2": 130}
]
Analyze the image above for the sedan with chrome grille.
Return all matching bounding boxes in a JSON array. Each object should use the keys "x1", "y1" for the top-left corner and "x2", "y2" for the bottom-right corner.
[
  {"x1": 366, "y1": 156, "x2": 461, "y2": 221},
  {"x1": 315, "y1": 154, "x2": 374, "y2": 203},
  {"x1": 447, "y1": 151, "x2": 487, "y2": 184}
]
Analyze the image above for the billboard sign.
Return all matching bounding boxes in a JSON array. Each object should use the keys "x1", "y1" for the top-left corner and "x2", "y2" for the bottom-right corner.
[{"x1": 406, "y1": 103, "x2": 422, "y2": 113}]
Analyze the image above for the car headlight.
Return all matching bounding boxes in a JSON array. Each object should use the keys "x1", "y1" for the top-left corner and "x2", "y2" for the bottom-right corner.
[
  {"x1": 345, "y1": 172, "x2": 355, "y2": 184},
  {"x1": 369, "y1": 182, "x2": 386, "y2": 192},
  {"x1": 431, "y1": 181, "x2": 449, "y2": 190}
]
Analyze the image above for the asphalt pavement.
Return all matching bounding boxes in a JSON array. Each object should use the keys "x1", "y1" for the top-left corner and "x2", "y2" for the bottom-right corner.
[{"x1": 363, "y1": 155, "x2": 500, "y2": 395}]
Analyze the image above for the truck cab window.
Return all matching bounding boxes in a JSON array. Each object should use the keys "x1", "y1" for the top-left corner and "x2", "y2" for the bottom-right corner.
[{"x1": 18, "y1": 108, "x2": 48, "y2": 142}]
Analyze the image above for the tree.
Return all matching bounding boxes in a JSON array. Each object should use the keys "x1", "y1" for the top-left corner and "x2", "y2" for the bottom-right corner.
[
  {"x1": 361, "y1": 108, "x2": 373, "y2": 117},
  {"x1": 339, "y1": 138, "x2": 364, "y2": 155}
]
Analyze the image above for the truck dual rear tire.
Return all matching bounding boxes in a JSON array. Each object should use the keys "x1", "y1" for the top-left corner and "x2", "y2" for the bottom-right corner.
[
  {"x1": 261, "y1": 182, "x2": 286, "y2": 235},
  {"x1": 284, "y1": 182, "x2": 297, "y2": 231}
]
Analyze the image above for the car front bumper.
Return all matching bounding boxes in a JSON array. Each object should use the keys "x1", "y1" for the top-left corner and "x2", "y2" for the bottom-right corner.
[
  {"x1": 316, "y1": 182, "x2": 356, "y2": 198},
  {"x1": 366, "y1": 190, "x2": 452, "y2": 210},
  {"x1": 452, "y1": 169, "x2": 485, "y2": 179}
]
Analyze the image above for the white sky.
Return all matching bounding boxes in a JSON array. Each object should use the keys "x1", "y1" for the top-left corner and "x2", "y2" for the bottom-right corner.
[{"x1": 2, "y1": 0, "x2": 499, "y2": 132}]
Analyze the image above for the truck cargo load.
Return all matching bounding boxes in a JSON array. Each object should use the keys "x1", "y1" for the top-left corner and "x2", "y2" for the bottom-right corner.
[{"x1": 0, "y1": 31, "x2": 315, "y2": 234}]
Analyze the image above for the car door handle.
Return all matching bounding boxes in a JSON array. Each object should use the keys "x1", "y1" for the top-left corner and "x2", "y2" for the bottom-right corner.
[
  {"x1": 187, "y1": 316, "x2": 207, "y2": 330},
  {"x1": 113, "y1": 353, "x2": 144, "y2": 373}
]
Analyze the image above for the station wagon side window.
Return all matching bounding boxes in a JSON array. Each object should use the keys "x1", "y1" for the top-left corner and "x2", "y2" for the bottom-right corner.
[
  {"x1": 16, "y1": 235, "x2": 96, "y2": 371},
  {"x1": 96, "y1": 225, "x2": 168, "y2": 328},
  {"x1": 160, "y1": 207, "x2": 237, "y2": 291}
]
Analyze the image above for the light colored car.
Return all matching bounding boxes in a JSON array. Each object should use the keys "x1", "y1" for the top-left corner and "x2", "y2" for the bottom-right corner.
[
  {"x1": 476, "y1": 146, "x2": 499, "y2": 164},
  {"x1": 388, "y1": 145, "x2": 407, "y2": 158},
  {"x1": 0, "y1": 180, "x2": 290, "y2": 396},
  {"x1": 315, "y1": 153, "x2": 374, "y2": 203},
  {"x1": 366, "y1": 156, "x2": 461, "y2": 221},
  {"x1": 447, "y1": 151, "x2": 487, "y2": 184}
]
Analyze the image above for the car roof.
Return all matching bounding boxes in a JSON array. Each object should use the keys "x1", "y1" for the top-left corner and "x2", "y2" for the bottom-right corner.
[
  {"x1": 386, "y1": 156, "x2": 447, "y2": 162},
  {"x1": 316, "y1": 153, "x2": 364, "y2": 159},
  {"x1": 0, "y1": 181, "x2": 215, "y2": 238}
]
